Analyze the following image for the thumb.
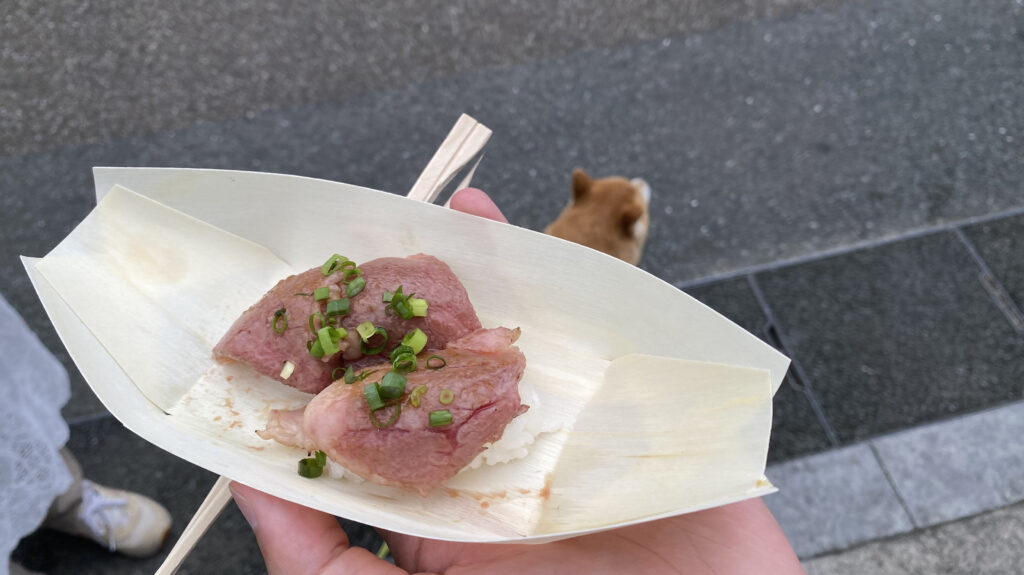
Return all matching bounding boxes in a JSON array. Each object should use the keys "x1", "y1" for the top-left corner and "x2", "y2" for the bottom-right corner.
[
  {"x1": 449, "y1": 188, "x2": 509, "y2": 223},
  {"x1": 230, "y1": 481, "x2": 403, "y2": 575}
]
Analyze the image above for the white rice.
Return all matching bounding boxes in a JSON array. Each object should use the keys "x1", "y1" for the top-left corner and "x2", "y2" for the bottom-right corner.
[{"x1": 464, "y1": 381, "x2": 559, "y2": 469}]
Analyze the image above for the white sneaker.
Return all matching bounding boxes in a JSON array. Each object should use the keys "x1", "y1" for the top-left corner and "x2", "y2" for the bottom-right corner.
[{"x1": 50, "y1": 480, "x2": 173, "y2": 557}]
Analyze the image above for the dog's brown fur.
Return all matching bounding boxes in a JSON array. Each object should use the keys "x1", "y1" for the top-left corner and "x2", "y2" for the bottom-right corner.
[{"x1": 544, "y1": 168, "x2": 651, "y2": 265}]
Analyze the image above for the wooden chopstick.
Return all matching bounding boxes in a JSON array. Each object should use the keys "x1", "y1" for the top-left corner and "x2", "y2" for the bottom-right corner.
[
  {"x1": 152, "y1": 113, "x2": 492, "y2": 575},
  {"x1": 407, "y1": 114, "x2": 492, "y2": 203},
  {"x1": 153, "y1": 475, "x2": 233, "y2": 575}
]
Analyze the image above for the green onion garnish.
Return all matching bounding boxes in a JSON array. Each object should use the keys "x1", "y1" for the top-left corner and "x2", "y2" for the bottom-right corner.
[
  {"x1": 325, "y1": 298, "x2": 350, "y2": 317},
  {"x1": 376, "y1": 541, "x2": 390, "y2": 559},
  {"x1": 426, "y1": 355, "x2": 446, "y2": 370},
  {"x1": 343, "y1": 366, "x2": 356, "y2": 384},
  {"x1": 346, "y1": 276, "x2": 366, "y2": 297},
  {"x1": 297, "y1": 451, "x2": 327, "y2": 478},
  {"x1": 280, "y1": 361, "x2": 296, "y2": 380},
  {"x1": 272, "y1": 308, "x2": 288, "y2": 334},
  {"x1": 382, "y1": 285, "x2": 422, "y2": 320},
  {"x1": 369, "y1": 403, "x2": 402, "y2": 429},
  {"x1": 314, "y1": 286, "x2": 330, "y2": 301},
  {"x1": 402, "y1": 328, "x2": 428, "y2": 354},
  {"x1": 389, "y1": 345, "x2": 417, "y2": 373},
  {"x1": 364, "y1": 382, "x2": 385, "y2": 411},
  {"x1": 309, "y1": 312, "x2": 325, "y2": 334},
  {"x1": 409, "y1": 298, "x2": 428, "y2": 317},
  {"x1": 331, "y1": 366, "x2": 346, "y2": 381},
  {"x1": 321, "y1": 254, "x2": 348, "y2": 276},
  {"x1": 308, "y1": 339, "x2": 325, "y2": 358},
  {"x1": 389, "y1": 344, "x2": 415, "y2": 362},
  {"x1": 361, "y1": 326, "x2": 388, "y2": 355},
  {"x1": 317, "y1": 326, "x2": 344, "y2": 356},
  {"x1": 297, "y1": 457, "x2": 323, "y2": 478},
  {"x1": 379, "y1": 371, "x2": 407, "y2": 399},
  {"x1": 409, "y1": 385, "x2": 428, "y2": 408},
  {"x1": 356, "y1": 321, "x2": 376, "y2": 341},
  {"x1": 439, "y1": 389, "x2": 455, "y2": 405},
  {"x1": 393, "y1": 354, "x2": 416, "y2": 374},
  {"x1": 429, "y1": 409, "x2": 453, "y2": 427},
  {"x1": 391, "y1": 299, "x2": 411, "y2": 318}
]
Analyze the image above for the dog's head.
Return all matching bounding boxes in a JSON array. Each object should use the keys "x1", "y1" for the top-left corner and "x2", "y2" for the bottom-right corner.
[{"x1": 544, "y1": 168, "x2": 651, "y2": 265}]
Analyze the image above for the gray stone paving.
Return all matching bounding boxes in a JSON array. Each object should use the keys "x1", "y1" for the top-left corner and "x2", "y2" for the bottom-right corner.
[
  {"x1": 873, "y1": 401, "x2": 1024, "y2": 528},
  {"x1": 962, "y1": 214, "x2": 1024, "y2": 329},
  {"x1": 803, "y1": 501, "x2": 1024, "y2": 575},
  {"x1": 765, "y1": 445, "x2": 914, "y2": 558},
  {"x1": 757, "y1": 231, "x2": 1024, "y2": 444}
]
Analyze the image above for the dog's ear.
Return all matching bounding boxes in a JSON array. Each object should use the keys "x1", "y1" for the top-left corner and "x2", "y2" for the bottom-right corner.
[
  {"x1": 572, "y1": 168, "x2": 591, "y2": 201},
  {"x1": 620, "y1": 203, "x2": 644, "y2": 237}
]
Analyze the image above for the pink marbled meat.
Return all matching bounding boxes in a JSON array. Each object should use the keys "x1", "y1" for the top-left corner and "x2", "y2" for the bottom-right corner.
[
  {"x1": 213, "y1": 254, "x2": 482, "y2": 394},
  {"x1": 259, "y1": 327, "x2": 528, "y2": 494}
]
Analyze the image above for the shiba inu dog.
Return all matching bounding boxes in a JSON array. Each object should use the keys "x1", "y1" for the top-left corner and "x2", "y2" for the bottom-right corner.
[{"x1": 544, "y1": 168, "x2": 651, "y2": 265}]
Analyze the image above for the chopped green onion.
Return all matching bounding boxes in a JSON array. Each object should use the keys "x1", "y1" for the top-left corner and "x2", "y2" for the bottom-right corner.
[
  {"x1": 331, "y1": 366, "x2": 346, "y2": 381},
  {"x1": 325, "y1": 298, "x2": 350, "y2": 317},
  {"x1": 439, "y1": 389, "x2": 455, "y2": 405},
  {"x1": 298, "y1": 451, "x2": 328, "y2": 478},
  {"x1": 382, "y1": 285, "x2": 427, "y2": 320},
  {"x1": 321, "y1": 254, "x2": 348, "y2": 276},
  {"x1": 409, "y1": 385, "x2": 428, "y2": 408},
  {"x1": 389, "y1": 344, "x2": 415, "y2": 362},
  {"x1": 426, "y1": 355, "x2": 446, "y2": 370},
  {"x1": 429, "y1": 409, "x2": 453, "y2": 427},
  {"x1": 392, "y1": 353, "x2": 417, "y2": 374},
  {"x1": 280, "y1": 361, "x2": 296, "y2": 380},
  {"x1": 376, "y1": 541, "x2": 390, "y2": 559},
  {"x1": 379, "y1": 371, "x2": 407, "y2": 399},
  {"x1": 345, "y1": 366, "x2": 378, "y2": 384},
  {"x1": 364, "y1": 382, "x2": 385, "y2": 411},
  {"x1": 369, "y1": 403, "x2": 402, "y2": 429},
  {"x1": 346, "y1": 276, "x2": 366, "y2": 297},
  {"x1": 402, "y1": 328, "x2": 428, "y2": 354},
  {"x1": 309, "y1": 312, "x2": 326, "y2": 333},
  {"x1": 389, "y1": 345, "x2": 417, "y2": 373},
  {"x1": 317, "y1": 326, "x2": 344, "y2": 356},
  {"x1": 341, "y1": 260, "x2": 357, "y2": 272},
  {"x1": 298, "y1": 457, "x2": 323, "y2": 478},
  {"x1": 409, "y1": 298, "x2": 428, "y2": 317},
  {"x1": 391, "y1": 299, "x2": 411, "y2": 319},
  {"x1": 308, "y1": 339, "x2": 325, "y2": 358},
  {"x1": 361, "y1": 326, "x2": 388, "y2": 355},
  {"x1": 356, "y1": 321, "x2": 376, "y2": 341},
  {"x1": 314, "y1": 286, "x2": 330, "y2": 301},
  {"x1": 272, "y1": 308, "x2": 288, "y2": 334}
]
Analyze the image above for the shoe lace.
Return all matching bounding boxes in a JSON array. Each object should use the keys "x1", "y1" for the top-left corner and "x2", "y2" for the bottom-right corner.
[{"x1": 78, "y1": 481, "x2": 131, "y2": 551}]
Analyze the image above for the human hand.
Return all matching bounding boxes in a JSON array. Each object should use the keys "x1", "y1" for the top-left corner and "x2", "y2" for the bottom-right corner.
[
  {"x1": 229, "y1": 481, "x2": 802, "y2": 575},
  {"x1": 228, "y1": 188, "x2": 804, "y2": 574}
]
